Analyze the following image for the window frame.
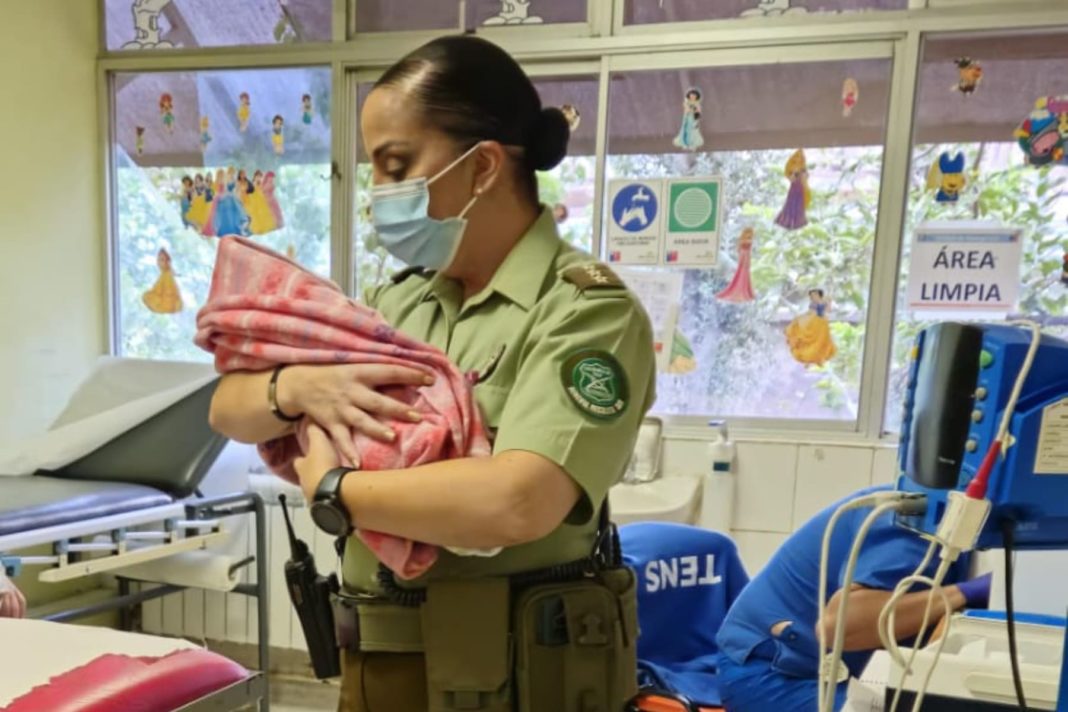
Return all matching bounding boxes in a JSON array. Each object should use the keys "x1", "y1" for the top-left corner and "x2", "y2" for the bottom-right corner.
[{"x1": 96, "y1": 0, "x2": 1068, "y2": 442}]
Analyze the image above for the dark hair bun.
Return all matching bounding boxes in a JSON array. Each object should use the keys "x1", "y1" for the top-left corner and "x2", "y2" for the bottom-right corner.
[{"x1": 526, "y1": 107, "x2": 570, "y2": 172}]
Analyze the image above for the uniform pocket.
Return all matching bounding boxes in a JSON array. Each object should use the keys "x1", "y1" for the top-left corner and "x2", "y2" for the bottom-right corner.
[{"x1": 769, "y1": 621, "x2": 820, "y2": 679}]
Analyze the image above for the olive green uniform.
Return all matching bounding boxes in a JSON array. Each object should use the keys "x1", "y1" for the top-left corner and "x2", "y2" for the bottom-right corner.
[{"x1": 339, "y1": 209, "x2": 656, "y2": 711}]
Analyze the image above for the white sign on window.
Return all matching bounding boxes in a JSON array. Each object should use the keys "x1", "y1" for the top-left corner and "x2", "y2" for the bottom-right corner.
[
  {"x1": 615, "y1": 268, "x2": 684, "y2": 371},
  {"x1": 906, "y1": 222, "x2": 1023, "y2": 317},
  {"x1": 607, "y1": 179, "x2": 664, "y2": 266}
]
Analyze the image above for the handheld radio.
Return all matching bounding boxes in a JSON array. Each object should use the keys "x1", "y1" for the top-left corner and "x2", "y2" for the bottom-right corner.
[{"x1": 279, "y1": 494, "x2": 341, "y2": 679}]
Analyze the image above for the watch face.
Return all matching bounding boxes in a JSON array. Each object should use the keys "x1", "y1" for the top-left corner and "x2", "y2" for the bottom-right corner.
[{"x1": 310, "y1": 502, "x2": 348, "y2": 536}]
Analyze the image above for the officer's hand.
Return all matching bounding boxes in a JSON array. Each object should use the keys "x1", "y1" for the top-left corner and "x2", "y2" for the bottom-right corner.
[
  {"x1": 280, "y1": 364, "x2": 433, "y2": 464},
  {"x1": 0, "y1": 575, "x2": 26, "y2": 619},
  {"x1": 294, "y1": 423, "x2": 341, "y2": 501}
]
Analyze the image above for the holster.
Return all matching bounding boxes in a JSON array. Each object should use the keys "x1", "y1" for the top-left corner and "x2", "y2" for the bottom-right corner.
[
  {"x1": 422, "y1": 577, "x2": 513, "y2": 712},
  {"x1": 512, "y1": 567, "x2": 639, "y2": 712}
]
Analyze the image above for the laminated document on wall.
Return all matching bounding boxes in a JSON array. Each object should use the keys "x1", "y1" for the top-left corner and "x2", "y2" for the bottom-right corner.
[{"x1": 615, "y1": 268, "x2": 684, "y2": 371}]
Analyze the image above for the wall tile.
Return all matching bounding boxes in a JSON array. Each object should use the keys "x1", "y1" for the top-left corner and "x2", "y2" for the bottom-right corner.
[{"x1": 732, "y1": 443, "x2": 798, "y2": 533}]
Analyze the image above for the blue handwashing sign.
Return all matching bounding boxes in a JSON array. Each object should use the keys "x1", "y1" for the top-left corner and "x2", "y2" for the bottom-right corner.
[{"x1": 612, "y1": 183, "x2": 658, "y2": 233}]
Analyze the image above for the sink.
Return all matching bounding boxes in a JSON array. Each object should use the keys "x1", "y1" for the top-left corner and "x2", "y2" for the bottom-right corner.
[{"x1": 609, "y1": 474, "x2": 701, "y2": 526}]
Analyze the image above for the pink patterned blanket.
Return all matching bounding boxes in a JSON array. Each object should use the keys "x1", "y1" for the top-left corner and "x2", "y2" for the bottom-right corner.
[{"x1": 195, "y1": 237, "x2": 491, "y2": 580}]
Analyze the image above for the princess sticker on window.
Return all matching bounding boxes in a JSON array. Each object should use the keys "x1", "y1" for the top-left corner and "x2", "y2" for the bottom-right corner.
[
  {"x1": 263, "y1": 171, "x2": 284, "y2": 229},
  {"x1": 142, "y1": 248, "x2": 183, "y2": 314},
  {"x1": 185, "y1": 173, "x2": 212, "y2": 232},
  {"x1": 179, "y1": 176, "x2": 195, "y2": 229},
  {"x1": 237, "y1": 92, "x2": 251, "y2": 132},
  {"x1": 673, "y1": 88, "x2": 705, "y2": 152},
  {"x1": 666, "y1": 329, "x2": 697, "y2": 375},
  {"x1": 135, "y1": 126, "x2": 145, "y2": 156},
  {"x1": 716, "y1": 227, "x2": 756, "y2": 303},
  {"x1": 561, "y1": 104, "x2": 581, "y2": 133},
  {"x1": 302, "y1": 94, "x2": 313, "y2": 125},
  {"x1": 244, "y1": 170, "x2": 279, "y2": 235},
  {"x1": 199, "y1": 116, "x2": 212, "y2": 153},
  {"x1": 842, "y1": 78, "x2": 859, "y2": 118},
  {"x1": 785, "y1": 288, "x2": 837, "y2": 366},
  {"x1": 272, "y1": 114, "x2": 285, "y2": 155},
  {"x1": 159, "y1": 93, "x2": 175, "y2": 134},
  {"x1": 775, "y1": 149, "x2": 810, "y2": 230},
  {"x1": 954, "y1": 58, "x2": 983, "y2": 96}
]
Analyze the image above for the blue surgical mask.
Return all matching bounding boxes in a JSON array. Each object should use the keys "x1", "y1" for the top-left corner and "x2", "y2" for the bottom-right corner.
[{"x1": 370, "y1": 144, "x2": 481, "y2": 271}]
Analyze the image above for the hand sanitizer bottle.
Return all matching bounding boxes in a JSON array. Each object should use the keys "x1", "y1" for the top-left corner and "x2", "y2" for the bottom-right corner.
[{"x1": 699, "y1": 420, "x2": 736, "y2": 531}]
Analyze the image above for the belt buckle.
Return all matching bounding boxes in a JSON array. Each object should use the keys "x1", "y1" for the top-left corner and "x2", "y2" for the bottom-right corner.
[{"x1": 331, "y1": 593, "x2": 361, "y2": 652}]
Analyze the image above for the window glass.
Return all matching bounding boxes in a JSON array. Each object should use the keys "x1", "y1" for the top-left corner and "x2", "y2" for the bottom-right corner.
[
  {"x1": 113, "y1": 67, "x2": 332, "y2": 361},
  {"x1": 105, "y1": 0, "x2": 331, "y2": 51},
  {"x1": 623, "y1": 0, "x2": 905, "y2": 25},
  {"x1": 355, "y1": 0, "x2": 584, "y2": 33},
  {"x1": 605, "y1": 58, "x2": 892, "y2": 421},
  {"x1": 352, "y1": 73, "x2": 599, "y2": 297},
  {"x1": 884, "y1": 32, "x2": 1068, "y2": 432}
]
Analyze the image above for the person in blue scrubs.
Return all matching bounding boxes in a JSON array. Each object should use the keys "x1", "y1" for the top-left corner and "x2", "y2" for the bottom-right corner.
[{"x1": 715, "y1": 484, "x2": 991, "y2": 712}]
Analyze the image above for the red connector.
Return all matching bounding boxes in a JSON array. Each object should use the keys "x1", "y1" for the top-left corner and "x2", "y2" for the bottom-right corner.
[{"x1": 965, "y1": 440, "x2": 1002, "y2": 500}]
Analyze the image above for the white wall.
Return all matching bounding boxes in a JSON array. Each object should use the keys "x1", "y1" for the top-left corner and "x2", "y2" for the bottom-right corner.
[
  {"x1": 0, "y1": 1, "x2": 105, "y2": 440},
  {"x1": 662, "y1": 437, "x2": 899, "y2": 574}
]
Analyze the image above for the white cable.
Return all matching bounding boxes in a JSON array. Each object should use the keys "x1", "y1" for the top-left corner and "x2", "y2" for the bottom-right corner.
[
  {"x1": 821, "y1": 499, "x2": 907, "y2": 712},
  {"x1": 884, "y1": 554, "x2": 956, "y2": 712},
  {"x1": 997, "y1": 320, "x2": 1042, "y2": 454},
  {"x1": 817, "y1": 492, "x2": 906, "y2": 710},
  {"x1": 877, "y1": 540, "x2": 937, "y2": 666}
]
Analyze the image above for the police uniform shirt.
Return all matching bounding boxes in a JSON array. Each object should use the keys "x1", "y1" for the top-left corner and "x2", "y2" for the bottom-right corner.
[
  {"x1": 715, "y1": 484, "x2": 971, "y2": 681},
  {"x1": 346, "y1": 208, "x2": 657, "y2": 591}
]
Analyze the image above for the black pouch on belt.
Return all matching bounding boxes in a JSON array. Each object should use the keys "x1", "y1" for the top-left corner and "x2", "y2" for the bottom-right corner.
[
  {"x1": 513, "y1": 567, "x2": 639, "y2": 712},
  {"x1": 421, "y1": 577, "x2": 513, "y2": 712}
]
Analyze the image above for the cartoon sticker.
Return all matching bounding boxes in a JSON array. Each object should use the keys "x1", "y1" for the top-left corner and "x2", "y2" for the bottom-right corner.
[
  {"x1": 785, "y1": 289, "x2": 837, "y2": 366},
  {"x1": 122, "y1": 0, "x2": 176, "y2": 50},
  {"x1": 775, "y1": 149, "x2": 810, "y2": 231},
  {"x1": 954, "y1": 58, "x2": 983, "y2": 96},
  {"x1": 159, "y1": 93, "x2": 174, "y2": 134},
  {"x1": 302, "y1": 94, "x2": 313, "y2": 125},
  {"x1": 926, "y1": 151, "x2": 967, "y2": 203},
  {"x1": 142, "y1": 248, "x2": 183, "y2": 314},
  {"x1": 666, "y1": 329, "x2": 697, "y2": 375},
  {"x1": 483, "y1": 0, "x2": 543, "y2": 25},
  {"x1": 182, "y1": 173, "x2": 213, "y2": 233},
  {"x1": 135, "y1": 126, "x2": 145, "y2": 156},
  {"x1": 717, "y1": 227, "x2": 756, "y2": 303},
  {"x1": 237, "y1": 92, "x2": 251, "y2": 132},
  {"x1": 561, "y1": 349, "x2": 629, "y2": 420},
  {"x1": 199, "y1": 116, "x2": 212, "y2": 153},
  {"x1": 272, "y1": 115, "x2": 285, "y2": 155},
  {"x1": 553, "y1": 203, "x2": 569, "y2": 224},
  {"x1": 740, "y1": 0, "x2": 808, "y2": 16},
  {"x1": 842, "y1": 78, "x2": 859, "y2": 118},
  {"x1": 561, "y1": 104, "x2": 581, "y2": 133},
  {"x1": 1014, "y1": 96, "x2": 1068, "y2": 167},
  {"x1": 673, "y1": 88, "x2": 704, "y2": 152}
]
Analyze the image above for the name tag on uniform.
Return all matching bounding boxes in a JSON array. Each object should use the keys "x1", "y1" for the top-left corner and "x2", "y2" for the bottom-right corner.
[{"x1": 476, "y1": 344, "x2": 506, "y2": 384}]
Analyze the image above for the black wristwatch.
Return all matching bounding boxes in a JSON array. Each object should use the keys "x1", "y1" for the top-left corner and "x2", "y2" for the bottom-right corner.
[{"x1": 310, "y1": 467, "x2": 355, "y2": 537}]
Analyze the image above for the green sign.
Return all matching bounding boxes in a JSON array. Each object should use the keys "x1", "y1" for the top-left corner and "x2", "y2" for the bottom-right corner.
[{"x1": 668, "y1": 181, "x2": 720, "y2": 233}]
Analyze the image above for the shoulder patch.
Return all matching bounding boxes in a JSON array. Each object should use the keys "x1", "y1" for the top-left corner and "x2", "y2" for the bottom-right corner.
[
  {"x1": 561, "y1": 263, "x2": 626, "y2": 292},
  {"x1": 390, "y1": 266, "x2": 430, "y2": 285},
  {"x1": 561, "y1": 349, "x2": 629, "y2": 420}
]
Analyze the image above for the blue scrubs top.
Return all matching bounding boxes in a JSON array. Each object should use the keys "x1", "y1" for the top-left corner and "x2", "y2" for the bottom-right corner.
[
  {"x1": 716, "y1": 484, "x2": 970, "y2": 680},
  {"x1": 621, "y1": 522, "x2": 750, "y2": 705}
]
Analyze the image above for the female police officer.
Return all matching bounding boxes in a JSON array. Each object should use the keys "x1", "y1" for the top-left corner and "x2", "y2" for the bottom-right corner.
[{"x1": 209, "y1": 35, "x2": 656, "y2": 712}]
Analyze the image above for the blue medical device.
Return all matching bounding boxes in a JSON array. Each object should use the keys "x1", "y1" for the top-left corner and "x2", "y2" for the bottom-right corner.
[{"x1": 895, "y1": 322, "x2": 1068, "y2": 550}]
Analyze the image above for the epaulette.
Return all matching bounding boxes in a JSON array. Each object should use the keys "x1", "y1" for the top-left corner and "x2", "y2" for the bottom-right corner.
[
  {"x1": 390, "y1": 266, "x2": 429, "y2": 285},
  {"x1": 561, "y1": 263, "x2": 626, "y2": 293}
]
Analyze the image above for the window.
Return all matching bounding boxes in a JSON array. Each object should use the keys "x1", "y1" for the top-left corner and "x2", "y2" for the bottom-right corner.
[
  {"x1": 884, "y1": 31, "x2": 1068, "y2": 432},
  {"x1": 105, "y1": 0, "x2": 332, "y2": 51},
  {"x1": 353, "y1": 0, "x2": 586, "y2": 34},
  {"x1": 604, "y1": 55, "x2": 893, "y2": 422},
  {"x1": 622, "y1": 0, "x2": 906, "y2": 26},
  {"x1": 112, "y1": 67, "x2": 332, "y2": 361},
  {"x1": 351, "y1": 71, "x2": 599, "y2": 296}
]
